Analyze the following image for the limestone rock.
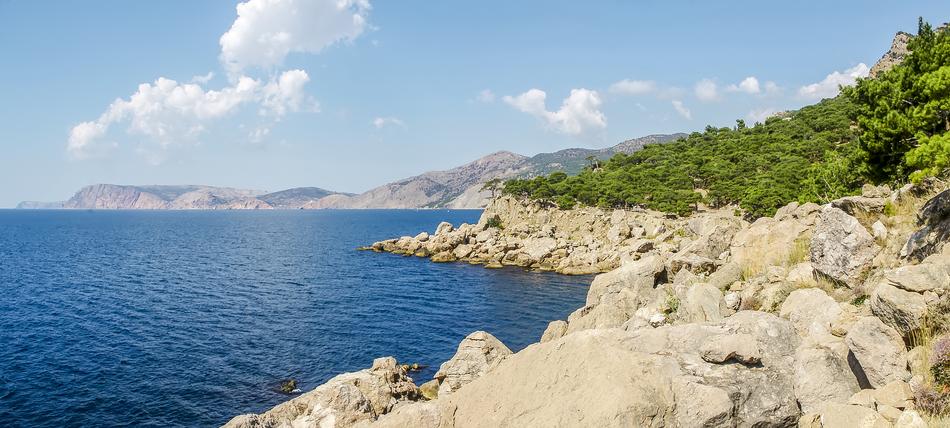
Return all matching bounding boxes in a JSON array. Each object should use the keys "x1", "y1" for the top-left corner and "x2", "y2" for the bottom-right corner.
[
  {"x1": 845, "y1": 316, "x2": 910, "y2": 388},
  {"x1": 793, "y1": 344, "x2": 861, "y2": 413},
  {"x1": 780, "y1": 288, "x2": 842, "y2": 336},
  {"x1": 873, "y1": 380, "x2": 914, "y2": 409},
  {"x1": 223, "y1": 357, "x2": 418, "y2": 428},
  {"x1": 434, "y1": 331, "x2": 512, "y2": 396},
  {"x1": 895, "y1": 410, "x2": 927, "y2": 428},
  {"x1": 811, "y1": 206, "x2": 879, "y2": 288},
  {"x1": 730, "y1": 202, "x2": 817, "y2": 269},
  {"x1": 869, "y1": 31, "x2": 911, "y2": 78},
  {"x1": 800, "y1": 403, "x2": 891, "y2": 428},
  {"x1": 699, "y1": 333, "x2": 762, "y2": 365},
  {"x1": 870, "y1": 282, "x2": 929, "y2": 335},
  {"x1": 539, "y1": 320, "x2": 567, "y2": 343},
  {"x1": 682, "y1": 283, "x2": 724, "y2": 323},
  {"x1": 667, "y1": 252, "x2": 718, "y2": 276},
  {"x1": 902, "y1": 189, "x2": 950, "y2": 261},
  {"x1": 365, "y1": 401, "x2": 440, "y2": 428}
]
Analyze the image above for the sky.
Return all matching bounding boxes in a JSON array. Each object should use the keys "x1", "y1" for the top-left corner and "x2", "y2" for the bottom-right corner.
[{"x1": 1, "y1": 1, "x2": 949, "y2": 207}]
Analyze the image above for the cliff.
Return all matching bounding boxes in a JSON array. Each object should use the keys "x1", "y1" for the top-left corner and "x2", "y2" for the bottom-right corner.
[{"x1": 226, "y1": 179, "x2": 950, "y2": 427}]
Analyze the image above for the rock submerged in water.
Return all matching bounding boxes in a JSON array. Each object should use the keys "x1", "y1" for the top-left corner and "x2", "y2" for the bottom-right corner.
[{"x1": 278, "y1": 379, "x2": 297, "y2": 394}]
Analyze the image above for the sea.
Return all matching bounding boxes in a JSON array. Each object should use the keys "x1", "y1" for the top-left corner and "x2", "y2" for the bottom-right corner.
[{"x1": 0, "y1": 209, "x2": 590, "y2": 427}]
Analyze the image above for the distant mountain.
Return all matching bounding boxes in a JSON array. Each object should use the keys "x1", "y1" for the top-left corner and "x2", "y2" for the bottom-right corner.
[
  {"x1": 17, "y1": 133, "x2": 685, "y2": 210},
  {"x1": 259, "y1": 187, "x2": 355, "y2": 209},
  {"x1": 305, "y1": 151, "x2": 531, "y2": 209},
  {"x1": 522, "y1": 134, "x2": 687, "y2": 177}
]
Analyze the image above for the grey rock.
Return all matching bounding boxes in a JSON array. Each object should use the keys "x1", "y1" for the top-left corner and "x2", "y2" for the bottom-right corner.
[
  {"x1": 811, "y1": 206, "x2": 879, "y2": 288},
  {"x1": 845, "y1": 316, "x2": 910, "y2": 388}
]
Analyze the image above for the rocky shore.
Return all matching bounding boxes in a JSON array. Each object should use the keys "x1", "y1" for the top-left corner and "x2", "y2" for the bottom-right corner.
[{"x1": 225, "y1": 179, "x2": 950, "y2": 428}]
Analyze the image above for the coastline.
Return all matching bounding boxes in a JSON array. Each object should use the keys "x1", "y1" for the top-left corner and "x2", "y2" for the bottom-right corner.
[{"x1": 226, "y1": 179, "x2": 950, "y2": 427}]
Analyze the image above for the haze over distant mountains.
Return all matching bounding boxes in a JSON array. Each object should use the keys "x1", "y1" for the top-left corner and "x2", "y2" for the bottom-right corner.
[{"x1": 17, "y1": 134, "x2": 684, "y2": 210}]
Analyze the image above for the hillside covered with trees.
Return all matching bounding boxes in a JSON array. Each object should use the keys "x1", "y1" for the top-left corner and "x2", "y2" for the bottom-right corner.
[{"x1": 502, "y1": 19, "x2": 950, "y2": 219}]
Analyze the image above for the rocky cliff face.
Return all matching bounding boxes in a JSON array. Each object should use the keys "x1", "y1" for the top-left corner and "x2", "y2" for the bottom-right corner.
[
  {"x1": 230, "y1": 180, "x2": 950, "y2": 427},
  {"x1": 869, "y1": 32, "x2": 912, "y2": 78}
]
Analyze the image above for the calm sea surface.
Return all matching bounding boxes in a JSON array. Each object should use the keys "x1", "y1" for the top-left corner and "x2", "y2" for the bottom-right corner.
[{"x1": 0, "y1": 210, "x2": 590, "y2": 427}]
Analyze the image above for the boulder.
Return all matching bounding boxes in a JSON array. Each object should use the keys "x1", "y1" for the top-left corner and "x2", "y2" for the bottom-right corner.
[
  {"x1": 539, "y1": 320, "x2": 567, "y2": 343},
  {"x1": 902, "y1": 188, "x2": 950, "y2": 261},
  {"x1": 699, "y1": 333, "x2": 761, "y2": 364},
  {"x1": 584, "y1": 254, "x2": 666, "y2": 308},
  {"x1": 799, "y1": 403, "x2": 890, "y2": 428},
  {"x1": 730, "y1": 203, "x2": 816, "y2": 269},
  {"x1": 882, "y1": 262, "x2": 950, "y2": 293},
  {"x1": 435, "y1": 222, "x2": 454, "y2": 236},
  {"x1": 870, "y1": 282, "x2": 929, "y2": 335},
  {"x1": 895, "y1": 410, "x2": 928, "y2": 428},
  {"x1": 441, "y1": 312, "x2": 801, "y2": 428},
  {"x1": 365, "y1": 401, "x2": 440, "y2": 428},
  {"x1": 811, "y1": 206, "x2": 879, "y2": 288},
  {"x1": 792, "y1": 344, "x2": 861, "y2": 413},
  {"x1": 667, "y1": 252, "x2": 718, "y2": 276},
  {"x1": 706, "y1": 261, "x2": 743, "y2": 290},
  {"x1": 434, "y1": 331, "x2": 512, "y2": 396},
  {"x1": 845, "y1": 316, "x2": 910, "y2": 388},
  {"x1": 780, "y1": 288, "x2": 842, "y2": 336},
  {"x1": 224, "y1": 357, "x2": 419, "y2": 428},
  {"x1": 682, "y1": 283, "x2": 723, "y2": 323},
  {"x1": 873, "y1": 380, "x2": 914, "y2": 409}
]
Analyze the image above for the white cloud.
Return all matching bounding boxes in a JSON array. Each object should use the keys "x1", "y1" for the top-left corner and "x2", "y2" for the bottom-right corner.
[
  {"x1": 764, "y1": 81, "x2": 782, "y2": 95},
  {"x1": 609, "y1": 79, "x2": 656, "y2": 95},
  {"x1": 475, "y1": 89, "x2": 495, "y2": 103},
  {"x1": 747, "y1": 107, "x2": 778, "y2": 124},
  {"x1": 67, "y1": 70, "x2": 311, "y2": 159},
  {"x1": 694, "y1": 79, "x2": 719, "y2": 102},
  {"x1": 219, "y1": 0, "x2": 371, "y2": 75},
  {"x1": 503, "y1": 88, "x2": 606, "y2": 135},
  {"x1": 726, "y1": 76, "x2": 760, "y2": 94},
  {"x1": 798, "y1": 63, "x2": 869, "y2": 100},
  {"x1": 191, "y1": 72, "x2": 215, "y2": 84},
  {"x1": 671, "y1": 100, "x2": 691, "y2": 120},
  {"x1": 373, "y1": 117, "x2": 406, "y2": 129}
]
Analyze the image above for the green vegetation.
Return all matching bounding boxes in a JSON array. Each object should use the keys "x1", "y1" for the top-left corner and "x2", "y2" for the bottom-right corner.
[
  {"x1": 485, "y1": 215, "x2": 504, "y2": 229},
  {"x1": 503, "y1": 19, "x2": 949, "y2": 219},
  {"x1": 845, "y1": 19, "x2": 950, "y2": 183},
  {"x1": 504, "y1": 97, "x2": 859, "y2": 218}
]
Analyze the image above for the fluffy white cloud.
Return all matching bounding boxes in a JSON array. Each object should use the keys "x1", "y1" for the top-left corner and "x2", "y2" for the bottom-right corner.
[
  {"x1": 609, "y1": 79, "x2": 656, "y2": 95},
  {"x1": 671, "y1": 100, "x2": 692, "y2": 120},
  {"x1": 694, "y1": 79, "x2": 719, "y2": 102},
  {"x1": 798, "y1": 63, "x2": 869, "y2": 100},
  {"x1": 219, "y1": 0, "x2": 371, "y2": 75},
  {"x1": 373, "y1": 117, "x2": 405, "y2": 129},
  {"x1": 475, "y1": 89, "x2": 495, "y2": 103},
  {"x1": 764, "y1": 81, "x2": 782, "y2": 95},
  {"x1": 747, "y1": 107, "x2": 778, "y2": 124},
  {"x1": 727, "y1": 76, "x2": 760, "y2": 94},
  {"x1": 67, "y1": 70, "x2": 311, "y2": 159},
  {"x1": 503, "y1": 88, "x2": 606, "y2": 135}
]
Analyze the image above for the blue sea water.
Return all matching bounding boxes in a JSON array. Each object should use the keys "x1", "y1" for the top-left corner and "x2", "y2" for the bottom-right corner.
[{"x1": 0, "y1": 210, "x2": 591, "y2": 427}]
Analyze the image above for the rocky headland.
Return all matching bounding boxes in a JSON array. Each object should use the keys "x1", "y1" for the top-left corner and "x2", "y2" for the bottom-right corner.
[{"x1": 224, "y1": 177, "x2": 950, "y2": 427}]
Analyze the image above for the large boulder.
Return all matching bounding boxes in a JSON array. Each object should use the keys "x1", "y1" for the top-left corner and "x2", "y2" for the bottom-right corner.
[
  {"x1": 811, "y1": 206, "x2": 880, "y2": 288},
  {"x1": 434, "y1": 331, "x2": 512, "y2": 396},
  {"x1": 869, "y1": 282, "x2": 929, "y2": 335},
  {"x1": 730, "y1": 202, "x2": 818, "y2": 270},
  {"x1": 799, "y1": 403, "x2": 891, "y2": 428},
  {"x1": 224, "y1": 357, "x2": 419, "y2": 428},
  {"x1": 793, "y1": 344, "x2": 861, "y2": 413},
  {"x1": 780, "y1": 288, "x2": 842, "y2": 336},
  {"x1": 681, "y1": 283, "x2": 724, "y2": 323},
  {"x1": 845, "y1": 317, "x2": 910, "y2": 388},
  {"x1": 902, "y1": 188, "x2": 950, "y2": 261},
  {"x1": 440, "y1": 312, "x2": 801, "y2": 428}
]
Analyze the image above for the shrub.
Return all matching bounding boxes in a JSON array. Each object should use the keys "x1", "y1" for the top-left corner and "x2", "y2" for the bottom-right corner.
[
  {"x1": 933, "y1": 335, "x2": 950, "y2": 390},
  {"x1": 485, "y1": 215, "x2": 504, "y2": 230},
  {"x1": 665, "y1": 291, "x2": 680, "y2": 315},
  {"x1": 914, "y1": 383, "x2": 950, "y2": 417}
]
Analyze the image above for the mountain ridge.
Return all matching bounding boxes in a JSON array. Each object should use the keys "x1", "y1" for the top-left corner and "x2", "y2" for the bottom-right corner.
[{"x1": 17, "y1": 134, "x2": 685, "y2": 210}]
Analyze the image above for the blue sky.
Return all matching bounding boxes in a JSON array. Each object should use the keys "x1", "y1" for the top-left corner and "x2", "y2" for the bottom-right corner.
[{"x1": 1, "y1": 1, "x2": 948, "y2": 207}]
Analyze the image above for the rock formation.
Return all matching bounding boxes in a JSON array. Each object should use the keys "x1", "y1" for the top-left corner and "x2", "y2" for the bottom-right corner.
[{"x1": 229, "y1": 179, "x2": 950, "y2": 427}]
